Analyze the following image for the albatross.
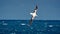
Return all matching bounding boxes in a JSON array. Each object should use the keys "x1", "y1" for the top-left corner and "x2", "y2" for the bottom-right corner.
[{"x1": 29, "y1": 5, "x2": 38, "y2": 25}]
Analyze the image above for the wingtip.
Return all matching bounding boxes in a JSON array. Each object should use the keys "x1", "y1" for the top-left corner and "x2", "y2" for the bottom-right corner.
[
  {"x1": 36, "y1": 5, "x2": 38, "y2": 9},
  {"x1": 34, "y1": 5, "x2": 38, "y2": 10}
]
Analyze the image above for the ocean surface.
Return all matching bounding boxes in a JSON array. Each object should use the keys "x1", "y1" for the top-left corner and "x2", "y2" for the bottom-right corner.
[{"x1": 0, "y1": 20, "x2": 60, "y2": 34}]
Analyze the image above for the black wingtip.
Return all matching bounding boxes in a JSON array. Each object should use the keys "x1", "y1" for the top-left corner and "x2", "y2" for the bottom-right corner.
[
  {"x1": 35, "y1": 5, "x2": 38, "y2": 10},
  {"x1": 29, "y1": 19, "x2": 32, "y2": 25},
  {"x1": 36, "y1": 5, "x2": 38, "y2": 9}
]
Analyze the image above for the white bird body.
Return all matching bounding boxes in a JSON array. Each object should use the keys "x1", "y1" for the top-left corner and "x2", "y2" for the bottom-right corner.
[{"x1": 30, "y1": 10, "x2": 37, "y2": 20}]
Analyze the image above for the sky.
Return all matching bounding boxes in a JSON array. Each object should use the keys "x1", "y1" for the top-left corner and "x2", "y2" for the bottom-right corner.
[{"x1": 0, "y1": 0, "x2": 60, "y2": 20}]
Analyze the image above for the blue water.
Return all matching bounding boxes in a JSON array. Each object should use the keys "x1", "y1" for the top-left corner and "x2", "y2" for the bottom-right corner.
[{"x1": 0, "y1": 20, "x2": 60, "y2": 34}]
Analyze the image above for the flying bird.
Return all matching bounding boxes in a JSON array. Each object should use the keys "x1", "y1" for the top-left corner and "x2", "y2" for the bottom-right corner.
[{"x1": 29, "y1": 5, "x2": 38, "y2": 25}]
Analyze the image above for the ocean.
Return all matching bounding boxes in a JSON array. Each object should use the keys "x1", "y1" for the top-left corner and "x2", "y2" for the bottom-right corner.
[{"x1": 0, "y1": 20, "x2": 60, "y2": 34}]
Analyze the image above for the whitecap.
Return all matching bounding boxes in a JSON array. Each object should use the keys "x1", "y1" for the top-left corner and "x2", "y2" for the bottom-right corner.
[{"x1": 20, "y1": 23, "x2": 26, "y2": 25}]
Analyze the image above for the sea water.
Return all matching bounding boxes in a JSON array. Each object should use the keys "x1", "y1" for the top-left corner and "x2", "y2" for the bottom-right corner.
[{"x1": 0, "y1": 20, "x2": 60, "y2": 34}]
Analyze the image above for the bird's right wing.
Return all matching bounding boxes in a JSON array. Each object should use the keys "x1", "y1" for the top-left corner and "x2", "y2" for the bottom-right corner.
[{"x1": 29, "y1": 16, "x2": 33, "y2": 25}]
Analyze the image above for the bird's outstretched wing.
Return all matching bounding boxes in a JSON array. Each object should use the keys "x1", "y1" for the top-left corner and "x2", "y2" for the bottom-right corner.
[
  {"x1": 32, "y1": 5, "x2": 38, "y2": 13},
  {"x1": 29, "y1": 16, "x2": 33, "y2": 25}
]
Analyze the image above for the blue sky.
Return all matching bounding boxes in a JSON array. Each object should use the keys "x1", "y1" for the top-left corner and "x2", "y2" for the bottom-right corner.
[{"x1": 0, "y1": 0, "x2": 60, "y2": 20}]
